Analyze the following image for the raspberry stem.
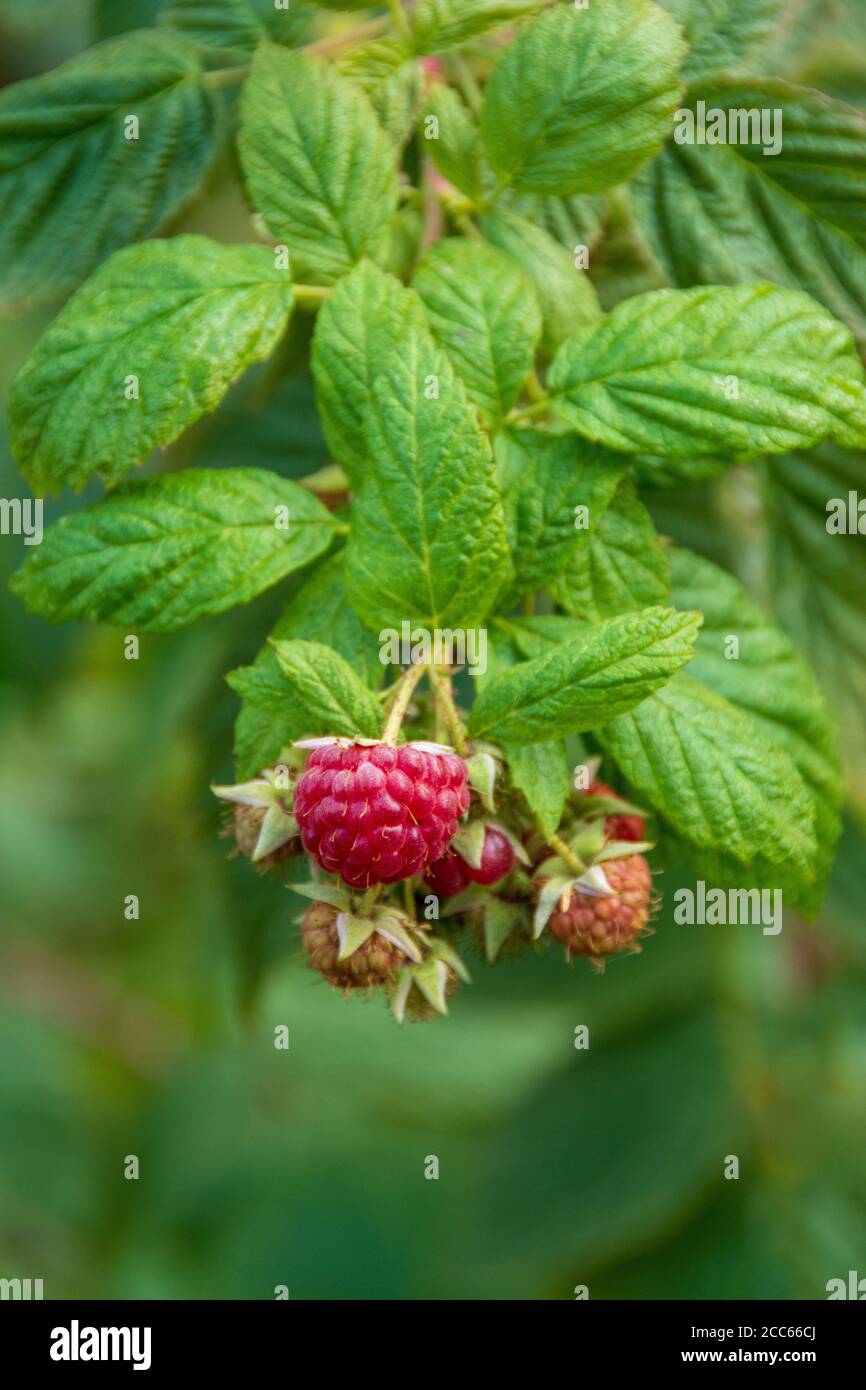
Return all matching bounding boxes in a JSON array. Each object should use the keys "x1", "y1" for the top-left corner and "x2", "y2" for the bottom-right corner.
[
  {"x1": 381, "y1": 663, "x2": 427, "y2": 745},
  {"x1": 428, "y1": 666, "x2": 471, "y2": 755},
  {"x1": 547, "y1": 832, "x2": 585, "y2": 877},
  {"x1": 359, "y1": 885, "x2": 382, "y2": 915}
]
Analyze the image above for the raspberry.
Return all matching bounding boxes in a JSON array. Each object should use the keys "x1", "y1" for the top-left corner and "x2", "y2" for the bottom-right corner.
[
  {"x1": 294, "y1": 740, "x2": 470, "y2": 889},
  {"x1": 425, "y1": 825, "x2": 515, "y2": 895},
  {"x1": 546, "y1": 855, "x2": 652, "y2": 959},
  {"x1": 588, "y1": 780, "x2": 645, "y2": 843},
  {"x1": 230, "y1": 801, "x2": 300, "y2": 872},
  {"x1": 464, "y1": 826, "x2": 515, "y2": 885},
  {"x1": 302, "y1": 902, "x2": 405, "y2": 989},
  {"x1": 424, "y1": 852, "x2": 471, "y2": 898}
]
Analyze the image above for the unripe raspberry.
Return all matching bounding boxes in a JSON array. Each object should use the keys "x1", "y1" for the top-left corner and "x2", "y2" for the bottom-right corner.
[
  {"x1": 401, "y1": 964, "x2": 460, "y2": 1022},
  {"x1": 301, "y1": 903, "x2": 405, "y2": 990},
  {"x1": 547, "y1": 855, "x2": 653, "y2": 959},
  {"x1": 424, "y1": 852, "x2": 471, "y2": 898},
  {"x1": 587, "y1": 780, "x2": 645, "y2": 843},
  {"x1": 294, "y1": 740, "x2": 470, "y2": 889},
  {"x1": 231, "y1": 801, "x2": 300, "y2": 871},
  {"x1": 464, "y1": 826, "x2": 515, "y2": 885},
  {"x1": 215, "y1": 767, "x2": 300, "y2": 873}
]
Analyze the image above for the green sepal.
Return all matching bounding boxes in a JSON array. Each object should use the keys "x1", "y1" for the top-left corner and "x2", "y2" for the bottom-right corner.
[
  {"x1": 371, "y1": 910, "x2": 424, "y2": 964},
  {"x1": 430, "y1": 936, "x2": 471, "y2": 984},
  {"x1": 439, "y1": 887, "x2": 494, "y2": 917},
  {"x1": 411, "y1": 957, "x2": 451, "y2": 1015},
  {"x1": 253, "y1": 805, "x2": 298, "y2": 862},
  {"x1": 594, "y1": 839, "x2": 654, "y2": 864},
  {"x1": 481, "y1": 900, "x2": 523, "y2": 964},
  {"x1": 451, "y1": 820, "x2": 486, "y2": 869},
  {"x1": 465, "y1": 751, "x2": 498, "y2": 813},
  {"x1": 568, "y1": 819, "x2": 606, "y2": 866},
  {"x1": 336, "y1": 912, "x2": 378, "y2": 961},
  {"x1": 290, "y1": 882, "x2": 352, "y2": 911},
  {"x1": 532, "y1": 875, "x2": 574, "y2": 941}
]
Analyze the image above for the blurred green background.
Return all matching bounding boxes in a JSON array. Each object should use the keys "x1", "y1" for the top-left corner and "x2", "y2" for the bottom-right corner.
[{"x1": 1, "y1": 0, "x2": 866, "y2": 1301}]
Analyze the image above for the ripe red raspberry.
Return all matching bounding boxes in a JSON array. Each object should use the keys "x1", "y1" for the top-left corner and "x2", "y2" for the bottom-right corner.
[
  {"x1": 465, "y1": 826, "x2": 515, "y2": 885},
  {"x1": 424, "y1": 852, "x2": 471, "y2": 898},
  {"x1": 301, "y1": 902, "x2": 404, "y2": 989},
  {"x1": 547, "y1": 855, "x2": 652, "y2": 959},
  {"x1": 588, "y1": 780, "x2": 645, "y2": 843},
  {"x1": 294, "y1": 741, "x2": 470, "y2": 889},
  {"x1": 424, "y1": 825, "x2": 515, "y2": 896}
]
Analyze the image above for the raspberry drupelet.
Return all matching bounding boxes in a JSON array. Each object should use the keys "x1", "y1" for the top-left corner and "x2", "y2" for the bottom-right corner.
[{"x1": 294, "y1": 741, "x2": 470, "y2": 889}]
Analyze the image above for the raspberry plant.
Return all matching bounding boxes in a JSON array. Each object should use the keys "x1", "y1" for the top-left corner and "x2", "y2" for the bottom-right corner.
[{"x1": 4, "y1": 0, "x2": 859, "y2": 1022}]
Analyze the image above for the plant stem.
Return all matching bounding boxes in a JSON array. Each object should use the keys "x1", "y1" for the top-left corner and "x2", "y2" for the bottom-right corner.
[
  {"x1": 428, "y1": 667, "x2": 471, "y2": 756},
  {"x1": 455, "y1": 212, "x2": 481, "y2": 240},
  {"x1": 305, "y1": 17, "x2": 390, "y2": 57},
  {"x1": 506, "y1": 396, "x2": 551, "y2": 427},
  {"x1": 293, "y1": 283, "x2": 333, "y2": 305},
  {"x1": 360, "y1": 885, "x2": 382, "y2": 915},
  {"x1": 525, "y1": 366, "x2": 547, "y2": 403},
  {"x1": 548, "y1": 832, "x2": 585, "y2": 876},
  {"x1": 204, "y1": 64, "x2": 250, "y2": 89},
  {"x1": 204, "y1": 16, "x2": 391, "y2": 85},
  {"x1": 446, "y1": 52, "x2": 483, "y2": 114},
  {"x1": 381, "y1": 664, "x2": 427, "y2": 745},
  {"x1": 402, "y1": 878, "x2": 417, "y2": 921}
]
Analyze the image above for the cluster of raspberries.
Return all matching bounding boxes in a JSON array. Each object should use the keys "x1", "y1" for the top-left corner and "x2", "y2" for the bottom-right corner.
[{"x1": 221, "y1": 740, "x2": 655, "y2": 1012}]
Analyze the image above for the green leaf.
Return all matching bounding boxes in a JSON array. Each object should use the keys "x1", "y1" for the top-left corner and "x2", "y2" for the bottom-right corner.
[
  {"x1": 479, "y1": 206, "x2": 601, "y2": 355},
  {"x1": 479, "y1": 1, "x2": 684, "y2": 196},
  {"x1": 338, "y1": 38, "x2": 420, "y2": 149},
  {"x1": 548, "y1": 284, "x2": 866, "y2": 457},
  {"x1": 494, "y1": 428, "x2": 625, "y2": 599},
  {"x1": 504, "y1": 189, "x2": 606, "y2": 261},
  {"x1": 10, "y1": 236, "x2": 295, "y2": 496},
  {"x1": 421, "y1": 85, "x2": 483, "y2": 201},
  {"x1": 238, "y1": 42, "x2": 399, "y2": 284},
  {"x1": 764, "y1": 441, "x2": 866, "y2": 815},
  {"x1": 414, "y1": 0, "x2": 543, "y2": 52},
  {"x1": 271, "y1": 640, "x2": 382, "y2": 741},
  {"x1": 632, "y1": 81, "x2": 866, "y2": 348},
  {"x1": 495, "y1": 614, "x2": 588, "y2": 662},
  {"x1": 658, "y1": 0, "x2": 784, "y2": 79},
  {"x1": 233, "y1": 552, "x2": 383, "y2": 778},
  {"x1": 468, "y1": 606, "x2": 702, "y2": 746},
  {"x1": 0, "y1": 31, "x2": 218, "y2": 313},
  {"x1": 346, "y1": 318, "x2": 511, "y2": 631},
  {"x1": 228, "y1": 638, "x2": 382, "y2": 769},
  {"x1": 311, "y1": 260, "x2": 426, "y2": 486},
  {"x1": 504, "y1": 740, "x2": 571, "y2": 838},
  {"x1": 550, "y1": 479, "x2": 671, "y2": 621},
  {"x1": 10, "y1": 468, "x2": 337, "y2": 632},
  {"x1": 669, "y1": 545, "x2": 842, "y2": 908},
  {"x1": 412, "y1": 239, "x2": 541, "y2": 422},
  {"x1": 95, "y1": 0, "x2": 163, "y2": 38},
  {"x1": 597, "y1": 672, "x2": 817, "y2": 873},
  {"x1": 161, "y1": 0, "x2": 309, "y2": 59}
]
